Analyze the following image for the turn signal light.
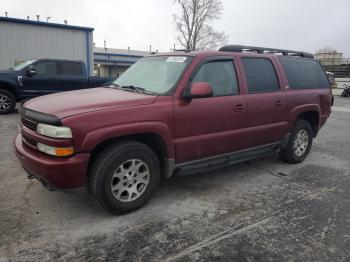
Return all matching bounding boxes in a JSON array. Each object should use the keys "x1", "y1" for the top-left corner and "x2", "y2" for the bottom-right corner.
[{"x1": 37, "y1": 143, "x2": 74, "y2": 157}]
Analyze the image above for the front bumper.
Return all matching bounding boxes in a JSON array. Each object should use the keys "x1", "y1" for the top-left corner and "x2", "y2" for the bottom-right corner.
[{"x1": 14, "y1": 133, "x2": 90, "y2": 190}]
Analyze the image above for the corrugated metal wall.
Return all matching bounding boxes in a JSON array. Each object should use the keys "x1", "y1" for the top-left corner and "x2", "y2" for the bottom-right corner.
[{"x1": 0, "y1": 21, "x2": 93, "y2": 75}]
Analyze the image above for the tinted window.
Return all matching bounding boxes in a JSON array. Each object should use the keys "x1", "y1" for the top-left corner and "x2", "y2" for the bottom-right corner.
[
  {"x1": 35, "y1": 62, "x2": 57, "y2": 75},
  {"x1": 61, "y1": 62, "x2": 83, "y2": 76},
  {"x1": 192, "y1": 60, "x2": 239, "y2": 96},
  {"x1": 242, "y1": 58, "x2": 279, "y2": 93},
  {"x1": 279, "y1": 57, "x2": 330, "y2": 89}
]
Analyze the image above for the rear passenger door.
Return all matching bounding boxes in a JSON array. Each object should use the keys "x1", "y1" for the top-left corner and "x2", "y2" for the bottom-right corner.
[
  {"x1": 58, "y1": 62, "x2": 88, "y2": 91},
  {"x1": 174, "y1": 58, "x2": 247, "y2": 163},
  {"x1": 241, "y1": 57, "x2": 288, "y2": 147}
]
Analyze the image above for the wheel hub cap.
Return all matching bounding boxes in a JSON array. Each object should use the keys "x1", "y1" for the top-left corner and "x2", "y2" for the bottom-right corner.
[
  {"x1": 293, "y1": 129, "x2": 309, "y2": 157},
  {"x1": 111, "y1": 159, "x2": 150, "y2": 202}
]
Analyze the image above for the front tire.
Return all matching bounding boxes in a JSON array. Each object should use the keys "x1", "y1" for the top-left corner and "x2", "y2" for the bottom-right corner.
[
  {"x1": 0, "y1": 89, "x2": 16, "y2": 115},
  {"x1": 90, "y1": 141, "x2": 160, "y2": 214},
  {"x1": 280, "y1": 120, "x2": 313, "y2": 164}
]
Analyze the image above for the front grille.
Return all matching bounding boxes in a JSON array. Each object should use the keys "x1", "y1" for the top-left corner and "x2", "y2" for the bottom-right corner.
[
  {"x1": 22, "y1": 117, "x2": 37, "y2": 131},
  {"x1": 22, "y1": 134, "x2": 37, "y2": 148}
]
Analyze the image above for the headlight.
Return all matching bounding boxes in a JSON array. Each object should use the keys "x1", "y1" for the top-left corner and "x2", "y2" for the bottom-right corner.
[
  {"x1": 37, "y1": 143, "x2": 74, "y2": 156},
  {"x1": 37, "y1": 123, "x2": 72, "y2": 138}
]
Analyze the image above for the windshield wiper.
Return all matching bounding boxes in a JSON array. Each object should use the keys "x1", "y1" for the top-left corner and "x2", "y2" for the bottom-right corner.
[
  {"x1": 120, "y1": 85, "x2": 146, "y2": 93},
  {"x1": 109, "y1": 83, "x2": 156, "y2": 95},
  {"x1": 108, "y1": 82, "x2": 119, "y2": 89}
]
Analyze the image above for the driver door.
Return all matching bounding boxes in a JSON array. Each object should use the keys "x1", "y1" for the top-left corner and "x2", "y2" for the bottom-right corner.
[
  {"x1": 21, "y1": 61, "x2": 60, "y2": 97},
  {"x1": 173, "y1": 58, "x2": 247, "y2": 163}
]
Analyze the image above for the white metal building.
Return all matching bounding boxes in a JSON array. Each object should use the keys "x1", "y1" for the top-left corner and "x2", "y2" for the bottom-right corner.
[{"x1": 0, "y1": 16, "x2": 94, "y2": 75}]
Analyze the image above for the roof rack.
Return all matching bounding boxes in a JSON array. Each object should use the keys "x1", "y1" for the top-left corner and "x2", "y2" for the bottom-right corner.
[
  {"x1": 173, "y1": 49, "x2": 192, "y2": 53},
  {"x1": 219, "y1": 45, "x2": 314, "y2": 59}
]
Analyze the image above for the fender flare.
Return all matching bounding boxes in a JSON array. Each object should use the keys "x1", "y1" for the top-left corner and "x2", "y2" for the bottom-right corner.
[
  {"x1": 80, "y1": 121, "x2": 175, "y2": 158},
  {"x1": 288, "y1": 104, "x2": 321, "y2": 129}
]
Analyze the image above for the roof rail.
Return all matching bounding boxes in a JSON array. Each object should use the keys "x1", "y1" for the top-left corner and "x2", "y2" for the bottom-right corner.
[
  {"x1": 219, "y1": 45, "x2": 314, "y2": 59},
  {"x1": 173, "y1": 49, "x2": 192, "y2": 53}
]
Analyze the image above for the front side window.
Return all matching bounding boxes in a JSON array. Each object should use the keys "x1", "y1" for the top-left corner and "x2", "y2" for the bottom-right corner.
[
  {"x1": 61, "y1": 62, "x2": 84, "y2": 76},
  {"x1": 279, "y1": 57, "x2": 330, "y2": 89},
  {"x1": 114, "y1": 56, "x2": 191, "y2": 94},
  {"x1": 35, "y1": 62, "x2": 57, "y2": 75},
  {"x1": 192, "y1": 60, "x2": 239, "y2": 96},
  {"x1": 242, "y1": 58, "x2": 279, "y2": 93}
]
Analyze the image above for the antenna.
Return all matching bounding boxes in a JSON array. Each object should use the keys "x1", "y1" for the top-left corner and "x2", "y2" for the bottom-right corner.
[
  {"x1": 5, "y1": 11, "x2": 8, "y2": 17},
  {"x1": 27, "y1": 16, "x2": 30, "y2": 20},
  {"x1": 46, "y1": 16, "x2": 51, "y2": 22},
  {"x1": 64, "y1": 20, "x2": 67, "y2": 25},
  {"x1": 36, "y1": 15, "x2": 40, "y2": 21}
]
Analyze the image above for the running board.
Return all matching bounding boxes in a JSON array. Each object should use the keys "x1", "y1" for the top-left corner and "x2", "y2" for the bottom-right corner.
[{"x1": 174, "y1": 142, "x2": 280, "y2": 176}]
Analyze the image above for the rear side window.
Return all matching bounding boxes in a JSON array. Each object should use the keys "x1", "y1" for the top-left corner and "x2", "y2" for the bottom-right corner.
[
  {"x1": 242, "y1": 58, "x2": 279, "y2": 93},
  {"x1": 279, "y1": 57, "x2": 330, "y2": 89},
  {"x1": 192, "y1": 60, "x2": 239, "y2": 96},
  {"x1": 60, "y1": 62, "x2": 84, "y2": 76},
  {"x1": 35, "y1": 62, "x2": 57, "y2": 75}
]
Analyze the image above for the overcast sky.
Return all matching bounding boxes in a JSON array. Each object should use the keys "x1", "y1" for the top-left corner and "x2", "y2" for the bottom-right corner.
[{"x1": 1, "y1": 0, "x2": 350, "y2": 56}]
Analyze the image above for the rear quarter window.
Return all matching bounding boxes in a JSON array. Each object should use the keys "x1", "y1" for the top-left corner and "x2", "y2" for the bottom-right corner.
[{"x1": 279, "y1": 57, "x2": 330, "y2": 89}]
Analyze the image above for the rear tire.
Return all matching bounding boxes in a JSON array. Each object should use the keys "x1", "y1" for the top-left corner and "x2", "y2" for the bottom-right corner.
[
  {"x1": 90, "y1": 141, "x2": 160, "y2": 214},
  {"x1": 279, "y1": 120, "x2": 313, "y2": 164},
  {"x1": 0, "y1": 89, "x2": 16, "y2": 115}
]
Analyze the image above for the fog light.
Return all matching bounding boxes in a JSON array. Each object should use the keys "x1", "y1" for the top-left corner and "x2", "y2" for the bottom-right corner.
[{"x1": 37, "y1": 143, "x2": 74, "y2": 156}]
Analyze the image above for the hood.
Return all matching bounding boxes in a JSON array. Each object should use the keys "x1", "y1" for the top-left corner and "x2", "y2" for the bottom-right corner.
[
  {"x1": 24, "y1": 87, "x2": 157, "y2": 119},
  {"x1": 0, "y1": 69, "x2": 18, "y2": 75}
]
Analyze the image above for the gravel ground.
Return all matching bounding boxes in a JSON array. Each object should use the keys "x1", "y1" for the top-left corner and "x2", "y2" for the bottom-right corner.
[{"x1": 1, "y1": 97, "x2": 350, "y2": 261}]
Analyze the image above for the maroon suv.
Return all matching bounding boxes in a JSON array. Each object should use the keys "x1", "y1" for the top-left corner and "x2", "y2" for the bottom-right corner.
[{"x1": 14, "y1": 45, "x2": 333, "y2": 214}]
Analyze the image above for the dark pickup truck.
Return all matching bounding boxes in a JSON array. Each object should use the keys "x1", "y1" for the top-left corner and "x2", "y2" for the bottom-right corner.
[{"x1": 0, "y1": 59, "x2": 112, "y2": 114}]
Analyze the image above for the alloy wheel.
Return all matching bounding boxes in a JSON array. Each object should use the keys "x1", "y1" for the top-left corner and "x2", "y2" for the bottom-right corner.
[
  {"x1": 293, "y1": 129, "x2": 309, "y2": 157},
  {"x1": 111, "y1": 159, "x2": 150, "y2": 202},
  {"x1": 0, "y1": 94, "x2": 11, "y2": 112}
]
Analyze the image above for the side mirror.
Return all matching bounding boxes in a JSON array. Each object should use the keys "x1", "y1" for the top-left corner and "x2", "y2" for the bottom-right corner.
[
  {"x1": 184, "y1": 82, "x2": 213, "y2": 100},
  {"x1": 26, "y1": 65, "x2": 36, "y2": 76}
]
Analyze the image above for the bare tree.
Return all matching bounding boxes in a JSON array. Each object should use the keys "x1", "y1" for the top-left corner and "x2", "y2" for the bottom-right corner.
[{"x1": 173, "y1": 0, "x2": 228, "y2": 51}]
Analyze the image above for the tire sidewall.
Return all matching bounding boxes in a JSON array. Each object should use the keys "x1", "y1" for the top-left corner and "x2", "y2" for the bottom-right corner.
[
  {"x1": 94, "y1": 143, "x2": 160, "y2": 213},
  {"x1": 0, "y1": 90, "x2": 16, "y2": 114}
]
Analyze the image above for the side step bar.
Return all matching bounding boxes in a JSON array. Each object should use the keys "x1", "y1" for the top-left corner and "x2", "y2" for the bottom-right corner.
[{"x1": 174, "y1": 142, "x2": 280, "y2": 176}]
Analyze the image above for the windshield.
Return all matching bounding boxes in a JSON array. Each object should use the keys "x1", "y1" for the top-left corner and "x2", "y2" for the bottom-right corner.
[
  {"x1": 13, "y1": 60, "x2": 36, "y2": 71},
  {"x1": 114, "y1": 56, "x2": 191, "y2": 94}
]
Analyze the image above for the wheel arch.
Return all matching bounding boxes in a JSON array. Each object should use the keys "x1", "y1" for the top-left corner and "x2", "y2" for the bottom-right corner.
[
  {"x1": 289, "y1": 105, "x2": 320, "y2": 137},
  {"x1": 82, "y1": 122, "x2": 175, "y2": 179},
  {"x1": 0, "y1": 82, "x2": 19, "y2": 101}
]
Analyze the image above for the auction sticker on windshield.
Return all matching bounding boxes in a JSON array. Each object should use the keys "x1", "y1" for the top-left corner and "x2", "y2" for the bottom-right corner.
[{"x1": 166, "y1": 56, "x2": 187, "y2": 63}]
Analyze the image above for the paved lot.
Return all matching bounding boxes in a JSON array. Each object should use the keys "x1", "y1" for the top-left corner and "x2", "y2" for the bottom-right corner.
[{"x1": 1, "y1": 98, "x2": 350, "y2": 261}]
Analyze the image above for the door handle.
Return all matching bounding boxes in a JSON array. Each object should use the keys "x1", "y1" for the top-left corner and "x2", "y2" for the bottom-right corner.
[
  {"x1": 233, "y1": 104, "x2": 244, "y2": 112},
  {"x1": 274, "y1": 100, "x2": 283, "y2": 106}
]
